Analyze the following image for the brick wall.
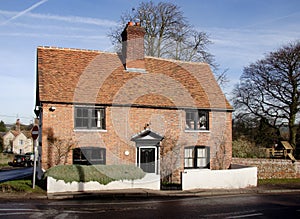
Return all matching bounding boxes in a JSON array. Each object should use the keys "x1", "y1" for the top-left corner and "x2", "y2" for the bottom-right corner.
[
  {"x1": 41, "y1": 103, "x2": 232, "y2": 182},
  {"x1": 232, "y1": 158, "x2": 300, "y2": 179},
  {"x1": 41, "y1": 103, "x2": 74, "y2": 169}
]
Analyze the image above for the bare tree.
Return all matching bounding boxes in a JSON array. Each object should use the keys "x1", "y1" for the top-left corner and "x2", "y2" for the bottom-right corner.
[
  {"x1": 46, "y1": 127, "x2": 77, "y2": 166},
  {"x1": 108, "y1": 1, "x2": 227, "y2": 86},
  {"x1": 212, "y1": 135, "x2": 230, "y2": 170},
  {"x1": 232, "y1": 41, "x2": 300, "y2": 149},
  {"x1": 160, "y1": 133, "x2": 181, "y2": 184}
]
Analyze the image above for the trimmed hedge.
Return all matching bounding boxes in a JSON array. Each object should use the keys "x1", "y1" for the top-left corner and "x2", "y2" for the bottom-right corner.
[{"x1": 45, "y1": 164, "x2": 146, "y2": 185}]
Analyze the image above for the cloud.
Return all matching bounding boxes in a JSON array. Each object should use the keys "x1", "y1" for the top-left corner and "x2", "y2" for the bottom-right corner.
[
  {"x1": 197, "y1": 24, "x2": 299, "y2": 95},
  {"x1": 1, "y1": 0, "x2": 48, "y2": 25},
  {"x1": 0, "y1": 9, "x2": 117, "y2": 27},
  {"x1": 244, "y1": 11, "x2": 300, "y2": 29},
  {"x1": 205, "y1": 26, "x2": 300, "y2": 65},
  {"x1": 0, "y1": 32, "x2": 107, "y2": 40},
  {"x1": 4, "y1": 21, "x2": 99, "y2": 32},
  {"x1": 28, "y1": 13, "x2": 117, "y2": 27}
]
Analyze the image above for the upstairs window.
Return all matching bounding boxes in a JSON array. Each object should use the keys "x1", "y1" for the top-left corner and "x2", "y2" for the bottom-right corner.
[
  {"x1": 75, "y1": 107, "x2": 105, "y2": 130},
  {"x1": 184, "y1": 146, "x2": 210, "y2": 168},
  {"x1": 185, "y1": 110, "x2": 209, "y2": 131}
]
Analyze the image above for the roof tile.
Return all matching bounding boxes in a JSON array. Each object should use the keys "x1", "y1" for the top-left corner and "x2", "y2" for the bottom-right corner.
[{"x1": 37, "y1": 47, "x2": 232, "y2": 110}]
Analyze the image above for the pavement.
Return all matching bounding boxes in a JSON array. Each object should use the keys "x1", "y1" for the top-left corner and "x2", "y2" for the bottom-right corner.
[
  {"x1": 1, "y1": 182, "x2": 300, "y2": 200},
  {"x1": 45, "y1": 185, "x2": 300, "y2": 200}
]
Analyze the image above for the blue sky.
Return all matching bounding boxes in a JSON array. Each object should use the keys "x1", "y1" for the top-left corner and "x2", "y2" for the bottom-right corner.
[{"x1": 0, "y1": 0, "x2": 299, "y2": 124}]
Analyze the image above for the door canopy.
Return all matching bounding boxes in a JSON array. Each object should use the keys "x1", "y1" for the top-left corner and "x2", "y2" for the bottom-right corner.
[{"x1": 131, "y1": 129, "x2": 164, "y2": 146}]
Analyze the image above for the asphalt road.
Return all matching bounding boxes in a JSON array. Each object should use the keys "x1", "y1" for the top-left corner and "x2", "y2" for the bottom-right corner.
[
  {"x1": 0, "y1": 167, "x2": 33, "y2": 183},
  {"x1": 0, "y1": 192, "x2": 299, "y2": 218}
]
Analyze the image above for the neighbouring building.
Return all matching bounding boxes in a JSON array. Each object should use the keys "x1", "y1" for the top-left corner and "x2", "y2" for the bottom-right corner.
[
  {"x1": 1, "y1": 119, "x2": 33, "y2": 154},
  {"x1": 35, "y1": 22, "x2": 233, "y2": 184}
]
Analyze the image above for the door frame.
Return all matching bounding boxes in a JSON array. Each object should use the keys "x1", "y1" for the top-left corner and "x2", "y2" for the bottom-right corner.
[
  {"x1": 131, "y1": 129, "x2": 164, "y2": 175},
  {"x1": 137, "y1": 146, "x2": 158, "y2": 174}
]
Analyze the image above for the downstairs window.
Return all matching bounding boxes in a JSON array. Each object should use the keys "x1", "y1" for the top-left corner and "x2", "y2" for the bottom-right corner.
[
  {"x1": 184, "y1": 146, "x2": 210, "y2": 168},
  {"x1": 73, "y1": 147, "x2": 106, "y2": 165}
]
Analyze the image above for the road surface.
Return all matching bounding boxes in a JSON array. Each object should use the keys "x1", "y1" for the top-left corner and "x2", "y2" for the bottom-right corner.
[
  {"x1": 0, "y1": 192, "x2": 299, "y2": 218},
  {"x1": 0, "y1": 167, "x2": 33, "y2": 183}
]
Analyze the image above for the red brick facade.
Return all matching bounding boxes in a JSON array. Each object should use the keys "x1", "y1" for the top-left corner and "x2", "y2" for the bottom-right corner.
[{"x1": 40, "y1": 104, "x2": 232, "y2": 182}]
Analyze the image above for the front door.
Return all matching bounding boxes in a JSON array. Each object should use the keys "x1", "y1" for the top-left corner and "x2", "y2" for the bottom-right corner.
[{"x1": 140, "y1": 147, "x2": 156, "y2": 173}]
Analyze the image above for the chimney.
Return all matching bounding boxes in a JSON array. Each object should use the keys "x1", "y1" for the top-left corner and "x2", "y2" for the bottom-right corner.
[
  {"x1": 15, "y1": 119, "x2": 21, "y2": 132},
  {"x1": 121, "y1": 21, "x2": 146, "y2": 71}
]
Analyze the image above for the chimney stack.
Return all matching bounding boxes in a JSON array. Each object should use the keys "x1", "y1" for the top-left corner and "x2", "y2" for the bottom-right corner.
[
  {"x1": 15, "y1": 119, "x2": 21, "y2": 132},
  {"x1": 121, "y1": 21, "x2": 146, "y2": 71}
]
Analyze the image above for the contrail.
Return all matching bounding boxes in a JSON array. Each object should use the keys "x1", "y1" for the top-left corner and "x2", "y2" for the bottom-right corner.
[
  {"x1": 1, "y1": 0, "x2": 48, "y2": 25},
  {"x1": 245, "y1": 11, "x2": 300, "y2": 29}
]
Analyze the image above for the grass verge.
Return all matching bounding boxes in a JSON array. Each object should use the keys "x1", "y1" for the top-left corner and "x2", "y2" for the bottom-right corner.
[
  {"x1": 258, "y1": 178, "x2": 300, "y2": 185},
  {"x1": 0, "y1": 178, "x2": 46, "y2": 194}
]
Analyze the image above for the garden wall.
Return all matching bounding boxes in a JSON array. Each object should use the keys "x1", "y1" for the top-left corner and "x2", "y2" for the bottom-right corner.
[
  {"x1": 232, "y1": 158, "x2": 300, "y2": 179},
  {"x1": 182, "y1": 166, "x2": 257, "y2": 190},
  {"x1": 47, "y1": 173, "x2": 160, "y2": 194}
]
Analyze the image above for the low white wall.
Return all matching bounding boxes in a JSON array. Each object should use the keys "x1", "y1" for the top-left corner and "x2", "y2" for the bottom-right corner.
[
  {"x1": 47, "y1": 173, "x2": 160, "y2": 194},
  {"x1": 182, "y1": 167, "x2": 257, "y2": 190}
]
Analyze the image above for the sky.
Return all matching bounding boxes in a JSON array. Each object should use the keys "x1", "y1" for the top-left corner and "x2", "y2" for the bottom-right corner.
[{"x1": 0, "y1": 0, "x2": 299, "y2": 125}]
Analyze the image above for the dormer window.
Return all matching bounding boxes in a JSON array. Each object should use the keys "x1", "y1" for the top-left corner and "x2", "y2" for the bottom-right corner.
[{"x1": 185, "y1": 109, "x2": 209, "y2": 131}]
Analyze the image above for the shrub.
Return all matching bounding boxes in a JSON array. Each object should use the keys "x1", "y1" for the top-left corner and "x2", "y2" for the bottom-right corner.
[
  {"x1": 232, "y1": 137, "x2": 264, "y2": 158},
  {"x1": 44, "y1": 164, "x2": 146, "y2": 185}
]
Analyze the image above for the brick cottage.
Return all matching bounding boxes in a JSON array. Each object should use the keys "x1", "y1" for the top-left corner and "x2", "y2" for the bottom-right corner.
[{"x1": 35, "y1": 22, "x2": 233, "y2": 185}]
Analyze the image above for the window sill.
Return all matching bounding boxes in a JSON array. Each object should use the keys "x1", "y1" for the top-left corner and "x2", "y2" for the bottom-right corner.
[
  {"x1": 183, "y1": 167, "x2": 209, "y2": 170},
  {"x1": 184, "y1": 130, "x2": 210, "y2": 133},
  {"x1": 74, "y1": 129, "x2": 108, "y2": 133}
]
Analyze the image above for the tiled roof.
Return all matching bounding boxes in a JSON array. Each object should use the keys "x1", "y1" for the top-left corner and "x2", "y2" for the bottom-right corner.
[
  {"x1": 37, "y1": 46, "x2": 232, "y2": 110},
  {"x1": 10, "y1": 130, "x2": 20, "y2": 137}
]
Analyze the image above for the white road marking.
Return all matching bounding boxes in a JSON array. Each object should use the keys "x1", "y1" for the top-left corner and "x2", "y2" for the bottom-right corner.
[
  {"x1": 226, "y1": 213, "x2": 264, "y2": 218},
  {"x1": 0, "y1": 212, "x2": 32, "y2": 216}
]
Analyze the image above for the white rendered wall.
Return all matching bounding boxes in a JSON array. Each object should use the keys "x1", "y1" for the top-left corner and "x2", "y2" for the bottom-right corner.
[
  {"x1": 182, "y1": 167, "x2": 257, "y2": 190},
  {"x1": 47, "y1": 173, "x2": 160, "y2": 193}
]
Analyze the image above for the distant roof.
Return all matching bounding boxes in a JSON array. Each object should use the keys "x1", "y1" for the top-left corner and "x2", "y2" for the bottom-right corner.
[
  {"x1": 1, "y1": 130, "x2": 32, "y2": 139},
  {"x1": 36, "y1": 46, "x2": 232, "y2": 110},
  {"x1": 10, "y1": 130, "x2": 20, "y2": 137}
]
